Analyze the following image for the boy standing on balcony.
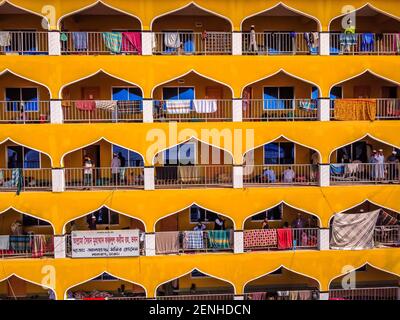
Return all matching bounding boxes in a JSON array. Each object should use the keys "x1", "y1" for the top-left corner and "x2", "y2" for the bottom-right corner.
[
  {"x1": 83, "y1": 156, "x2": 94, "y2": 189},
  {"x1": 248, "y1": 25, "x2": 258, "y2": 54}
]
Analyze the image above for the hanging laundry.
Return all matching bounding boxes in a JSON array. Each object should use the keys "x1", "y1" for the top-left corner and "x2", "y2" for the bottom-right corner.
[
  {"x1": 361, "y1": 33, "x2": 374, "y2": 52},
  {"x1": 394, "y1": 34, "x2": 400, "y2": 53},
  {"x1": 299, "y1": 99, "x2": 317, "y2": 111},
  {"x1": 102, "y1": 32, "x2": 122, "y2": 54},
  {"x1": 122, "y1": 32, "x2": 142, "y2": 54},
  {"x1": 207, "y1": 230, "x2": 231, "y2": 249},
  {"x1": 9, "y1": 235, "x2": 30, "y2": 252},
  {"x1": 277, "y1": 228, "x2": 293, "y2": 250},
  {"x1": 164, "y1": 32, "x2": 181, "y2": 48},
  {"x1": 152, "y1": 32, "x2": 157, "y2": 50},
  {"x1": 193, "y1": 99, "x2": 218, "y2": 113},
  {"x1": 298, "y1": 291, "x2": 312, "y2": 300},
  {"x1": 155, "y1": 232, "x2": 180, "y2": 254},
  {"x1": 31, "y1": 235, "x2": 46, "y2": 258},
  {"x1": 76, "y1": 100, "x2": 96, "y2": 111},
  {"x1": 0, "y1": 235, "x2": 9, "y2": 250},
  {"x1": 95, "y1": 100, "x2": 117, "y2": 110},
  {"x1": 60, "y1": 33, "x2": 68, "y2": 42},
  {"x1": 311, "y1": 32, "x2": 319, "y2": 49},
  {"x1": 183, "y1": 231, "x2": 204, "y2": 250},
  {"x1": 0, "y1": 31, "x2": 11, "y2": 47},
  {"x1": 72, "y1": 32, "x2": 88, "y2": 50},
  {"x1": 243, "y1": 229, "x2": 277, "y2": 249},
  {"x1": 377, "y1": 209, "x2": 398, "y2": 225},
  {"x1": 165, "y1": 100, "x2": 191, "y2": 114},
  {"x1": 250, "y1": 292, "x2": 266, "y2": 300},
  {"x1": 334, "y1": 99, "x2": 377, "y2": 121}
]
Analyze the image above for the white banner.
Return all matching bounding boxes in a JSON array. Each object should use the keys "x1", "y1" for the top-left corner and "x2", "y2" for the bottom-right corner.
[{"x1": 71, "y1": 230, "x2": 140, "y2": 258}]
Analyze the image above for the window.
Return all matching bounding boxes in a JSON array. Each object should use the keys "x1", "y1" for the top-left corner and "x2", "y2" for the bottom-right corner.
[
  {"x1": 190, "y1": 205, "x2": 218, "y2": 223},
  {"x1": 337, "y1": 141, "x2": 367, "y2": 163},
  {"x1": 112, "y1": 145, "x2": 144, "y2": 167},
  {"x1": 86, "y1": 208, "x2": 119, "y2": 225},
  {"x1": 5, "y1": 88, "x2": 38, "y2": 111},
  {"x1": 251, "y1": 204, "x2": 283, "y2": 221},
  {"x1": 163, "y1": 87, "x2": 195, "y2": 101},
  {"x1": 163, "y1": 142, "x2": 196, "y2": 166},
  {"x1": 311, "y1": 86, "x2": 319, "y2": 100},
  {"x1": 264, "y1": 142, "x2": 294, "y2": 165},
  {"x1": 7, "y1": 146, "x2": 40, "y2": 168},
  {"x1": 263, "y1": 87, "x2": 294, "y2": 109},
  {"x1": 22, "y1": 215, "x2": 51, "y2": 227},
  {"x1": 330, "y1": 86, "x2": 343, "y2": 100}
]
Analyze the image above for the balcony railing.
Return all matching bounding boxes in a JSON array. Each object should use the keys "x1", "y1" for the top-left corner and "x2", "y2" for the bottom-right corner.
[
  {"x1": 374, "y1": 226, "x2": 400, "y2": 247},
  {"x1": 330, "y1": 163, "x2": 400, "y2": 185},
  {"x1": 60, "y1": 32, "x2": 141, "y2": 55},
  {"x1": 155, "y1": 165, "x2": 233, "y2": 189},
  {"x1": 329, "y1": 287, "x2": 399, "y2": 300},
  {"x1": 0, "y1": 234, "x2": 54, "y2": 258},
  {"x1": 244, "y1": 228, "x2": 319, "y2": 251},
  {"x1": 242, "y1": 32, "x2": 318, "y2": 55},
  {"x1": 62, "y1": 100, "x2": 143, "y2": 123},
  {"x1": 155, "y1": 230, "x2": 233, "y2": 254},
  {"x1": 244, "y1": 290, "x2": 316, "y2": 300},
  {"x1": 330, "y1": 98, "x2": 400, "y2": 120},
  {"x1": 0, "y1": 101, "x2": 50, "y2": 123},
  {"x1": 330, "y1": 33, "x2": 400, "y2": 55},
  {"x1": 65, "y1": 167, "x2": 144, "y2": 190},
  {"x1": 157, "y1": 293, "x2": 234, "y2": 300},
  {"x1": 152, "y1": 32, "x2": 232, "y2": 55},
  {"x1": 243, "y1": 164, "x2": 318, "y2": 186},
  {"x1": 242, "y1": 99, "x2": 318, "y2": 121},
  {"x1": 153, "y1": 99, "x2": 232, "y2": 122},
  {"x1": 0, "y1": 168, "x2": 52, "y2": 191},
  {"x1": 0, "y1": 31, "x2": 48, "y2": 55}
]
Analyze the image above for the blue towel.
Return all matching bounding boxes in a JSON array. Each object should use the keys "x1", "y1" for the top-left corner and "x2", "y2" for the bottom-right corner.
[
  {"x1": 361, "y1": 33, "x2": 374, "y2": 52},
  {"x1": 330, "y1": 164, "x2": 345, "y2": 175},
  {"x1": 73, "y1": 32, "x2": 88, "y2": 50}
]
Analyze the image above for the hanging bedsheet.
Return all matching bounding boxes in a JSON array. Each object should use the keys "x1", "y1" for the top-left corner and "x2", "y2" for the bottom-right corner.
[
  {"x1": 330, "y1": 209, "x2": 380, "y2": 250},
  {"x1": 207, "y1": 230, "x2": 231, "y2": 249},
  {"x1": 165, "y1": 100, "x2": 191, "y2": 114},
  {"x1": 155, "y1": 232, "x2": 179, "y2": 254},
  {"x1": 183, "y1": 231, "x2": 204, "y2": 250},
  {"x1": 193, "y1": 99, "x2": 218, "y2": 113},
  {"x1": 334, "y1": 99, "x2": 377, "y2": 121},
  {"x1": 72, "y1": 32, "x2": 88, "y2": 50},
  {"x1": 122, "y1": 32, "x2": 142, "y2": 54},
  {"x1": 277, "y1": 228, "x2": 293, "y2": 250},
  {"x1": 95, "y1": 100, "x2": 118, "y2": 110},
  {"x1": 76, "y1": 100, "x2": 96, "y2": 111},
  {"x1": 164, "y1": 32, "x2": 181, "y2": 48},
  {"x1": 243, "y1": 229, "x2": 277, "y2": 249},
  {"x1": 103, "y1": 32, "x2": 122, "y2": 54},
  {"x1": 9, "y1": 235, "x2": 30, "y2": 252}
]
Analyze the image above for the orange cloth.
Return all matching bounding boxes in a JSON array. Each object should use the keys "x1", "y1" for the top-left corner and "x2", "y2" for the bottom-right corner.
[{"x1": 334, "y1": 99, "x2": 377, "y2": 121}]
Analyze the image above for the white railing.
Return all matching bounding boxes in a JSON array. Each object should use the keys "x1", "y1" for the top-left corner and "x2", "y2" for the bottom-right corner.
[
  {"x1": 157, "y1": 293, "x2": 234, "y2": 300},
  {"x1": 65, "y1": 167, "x2": 144, "y2": 189},
  {"x1": 242, "y1": 32, "x2": 318, "y2": 55},
  {"x1": 155, "y1": 230, "x2": 233, "y2": 255},
  {"x1": 61, "y1": 32, "x2": 141, "y2": 55},
  {"x1": 242, "y1": 99, "x2": 318, "y2": 121},
  {"x1": 0, "y1": 168, "x2": 52, "y2": 191},
  {"x1": 0, "y1": 31, "x2": 48, "y2": 55},
  {"x1": 153, "y1": 99, "x2": 232, "y2": 122},
  {"x1": 243, "y1": 164, "x2": 318, "y2": 186},
  {"x1": 330, "y1": 33, "x2": 400, "y2": 55},
  {"x1": 154, "y1": 165, "x2": 233, "y2": 188},
  {"x1": 374, "y1": 226, "x2": 400, "y2": 246},
  {"x1": 329, "y1": 287, "x2": 399, "y2": 300},
  {"x1": 244, "y1": 290, "x2": 315, "y2": 300},
  {"x1": 62, "y1": 100, "x2": 143, "y2": 123},
  {"x1": 243, "y1": 228, "x2": 319, "y2": 251},
  {"x1": 0, "y1": 234, "x2": 54, "y2": 258},
  {"x1": 0, "y1": 101, "x2": 50, "y2": 123},
  {"x1": 330, "y1": 163, "x2": 400, "y2": 184},
  {"x1": 330, "y1": 98, "x2": 400, "y2": 120},
  {"x1": 152, "y1": 32, "x2": 231, "y2": 55}
]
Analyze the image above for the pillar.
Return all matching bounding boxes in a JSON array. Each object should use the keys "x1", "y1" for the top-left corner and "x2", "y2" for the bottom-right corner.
[
  {"x1": 142, "y1": 99, "x2": 154, "y2": 123},
  {"x1": 144, "y1": 167, "x2": 155, "y2": 190},
  {"x1": 50, "y1": 100, "x2": 63, "y2": 124},
  {"x1": 319, "y1": 164, "x2": 330, "y2": 187},
  {"x1": 234, "y1": 230, "x2": 244, "y2": 254},
  {"x1": 48, "y1": 31, "x2": 61, "y2": 56},
  {"x1": 53, "y1": 235, "x2": 66, "y2": 258},
  {"x1": 145, "y1": 233, "x2": 156, "y2": 256},
  {"x1": 52, "y1": 168, "x2": 65, "y2": 192},
  {"x1": 232, "y1": 99, "x2": 243, "y2": 122},
  {"x1": 318, "y1": 228, "x2": 330, "y2": 250},
  {"x1": 234, "y1": 295, "x2": 244, "y2": 300},
  {"x1": 319, "y1": 32, "x2": 330, "y2": 56},
  {"x1": 318, "y1": 99, "x2": 330, "y2": 121},
  {"x1": 141, "y1": 31, "x2": 153, "y2": 55},
  {"x1": 233, "y1": 166, "x2": 243, "y2": 189},
  {"x1": 232, "y1": 32, "x2": 242, "y2": 55}
]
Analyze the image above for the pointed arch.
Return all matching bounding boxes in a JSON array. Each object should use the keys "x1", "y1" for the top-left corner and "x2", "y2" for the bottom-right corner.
[
  {"x1": 0, "y1": 273, "x2": 56, "y2": 299},
  {"x1": 0, "y1": 1, "x2": 50, "y2": 28}
]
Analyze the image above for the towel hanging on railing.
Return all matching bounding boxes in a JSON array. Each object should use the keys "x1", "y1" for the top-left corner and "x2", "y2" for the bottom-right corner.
[
  {"x1": 0, "y1": 32, "x2": 11, "y2": 47},
  {"x1": 164, "y1": 32, "x2": 181, "y2": 48},
  {"x1": 102, "y1": 32, "x2": 122, "y2": 54}
]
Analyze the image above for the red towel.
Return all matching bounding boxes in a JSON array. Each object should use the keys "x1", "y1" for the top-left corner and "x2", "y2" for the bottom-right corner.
[
  {"x1": 277, "y1": 228, "x2": 293, "y2": 250},
  {"x1": 122, "y1": 32, "x2": 142, "y2": 54},
  {"x1": 76, "y1": 100, "x2": 95, "y2": 111}
]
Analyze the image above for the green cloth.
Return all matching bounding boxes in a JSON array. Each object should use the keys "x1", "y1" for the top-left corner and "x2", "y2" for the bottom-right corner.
[
  {"x1": 102, "y1": 32, "x2": 122, "y2": 53},
  {"x1": 207, "y1": 230, "x2": 231, "y2": 249},
  {"x1": 60, "y1": 33, "x2": 68, "y2": 42}
]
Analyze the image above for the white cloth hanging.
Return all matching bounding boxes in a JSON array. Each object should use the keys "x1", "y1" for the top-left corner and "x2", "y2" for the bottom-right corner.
[
  {"x1": 0, "y1": 235, "x2": 10, "y2": 250},
  {"x1": 193, "y1": 99, "x2": 218, "y2": 113},
  {"x1": 165, "y1": 100, "x2": 191, "y2": 114},
  {"x1": 164, "y1": 32, "x2": 181, "y2": 48},
  {"x1": 0, "y1": 32, "x2": 11, "y2": 47},
  {"x1": 95, "y1": 100, "x2": 117, "y2": 110}
]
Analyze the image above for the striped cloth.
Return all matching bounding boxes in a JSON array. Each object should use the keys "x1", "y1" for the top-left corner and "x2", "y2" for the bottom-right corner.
[
  {"x1": 330, "y1": 209, "x2": 380, "y2": 250},
  {"x1": 378, "y1": 210, "x2": 398, "y2": 225},
  {"x1": 207, "y1": 230, "x2": 231, "y2": 249},
  {"x1": 9, "y1": 235, "x2": 30, "y2": 252},
  {"x1": 183, "y1": 231, "x2": 204, "y2": 250},
  {"x1": 102, "y1": 32, "x2": 122, "y2": 53}
]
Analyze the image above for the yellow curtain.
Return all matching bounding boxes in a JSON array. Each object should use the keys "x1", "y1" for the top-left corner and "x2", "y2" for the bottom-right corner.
[{"x1": 334, "y1": 99, "x2": 377, "y2": 121}]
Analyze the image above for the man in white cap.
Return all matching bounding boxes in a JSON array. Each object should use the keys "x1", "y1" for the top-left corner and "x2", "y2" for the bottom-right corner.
[
  {"x1": 248, "y1": 25, "x2": 258, "y2": 54},
  {"x1": 375, "y1": 149, "x2": 385, "y2": 181}
]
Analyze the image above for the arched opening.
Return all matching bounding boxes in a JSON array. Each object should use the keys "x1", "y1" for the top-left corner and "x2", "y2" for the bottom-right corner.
[
  {"x1": 0, "y1": 140, "x2": 52, "y2": 191},
  {"x1": 0, "y1": 71, "x2": 51, "y2": 123},
  {"x1": 242, "y1": 71, "x2": 320, "y2": 121},
  {"x1": 330, "y1": 71, "x2": 400, "y2": 120},
  {"x1": 66, "y1": 273, "x2": 146, "y2": 300},
  {"x1": 0, "y1": 2, "x2": 48, "y2": 55},
  {"x1": 330, "y1": 200, "x2": 400, "y2": 250},
  {"x1": 0, "y1": 275, "x2": 55, "y2": 300},
  {"x1": 65, "y1": 207, "x2": 145, "y2": 258},
  {"x1": 241, "y1": 4, "x2": 320, "y2": 55},
  {"x1": 329, "y1": 265, "x2": 399, "y2": 300},
  {"x1": 151, "y1": 3, "x2": 232, "y2": 55},
  {"x1": 63, "y1": 139, "x2": 144, "y2": 190},
  {"x1": 329, "y1": 5, "x2": 400, "y2": 55},
  {"x1": 153, "y1": 139, "x2": 233, "y2": 189},
  {"x1": 61, "y1": 71, "x2": 143, "y2": 123},
  {"x1": 156, "y1": 269, "x2": 234, "y2": 300},
  {"x1": 244, "y1": 267, "x2": 319, "y2": 300},
  {"x1": 243, "y1": 203, "x2": 320, "y2": 252},
  {"x1": 243, "y1": 137, "x2": 320, "y2": 186},
  {"x1": 153, "y1": 71, "x2": 233, "y2": 122},
  {"x1": 329, "y1": 136, "x2": 399, "y2": 185},
  {"x1": 155, "y1": 204, "x2": 234, "y2": 255},
  {"x1": 0, "y1": 208, "x2": 54, "y2": 258},
  {"x1": 59, "y1": 2, "x2": 142, "y2": 55}
]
